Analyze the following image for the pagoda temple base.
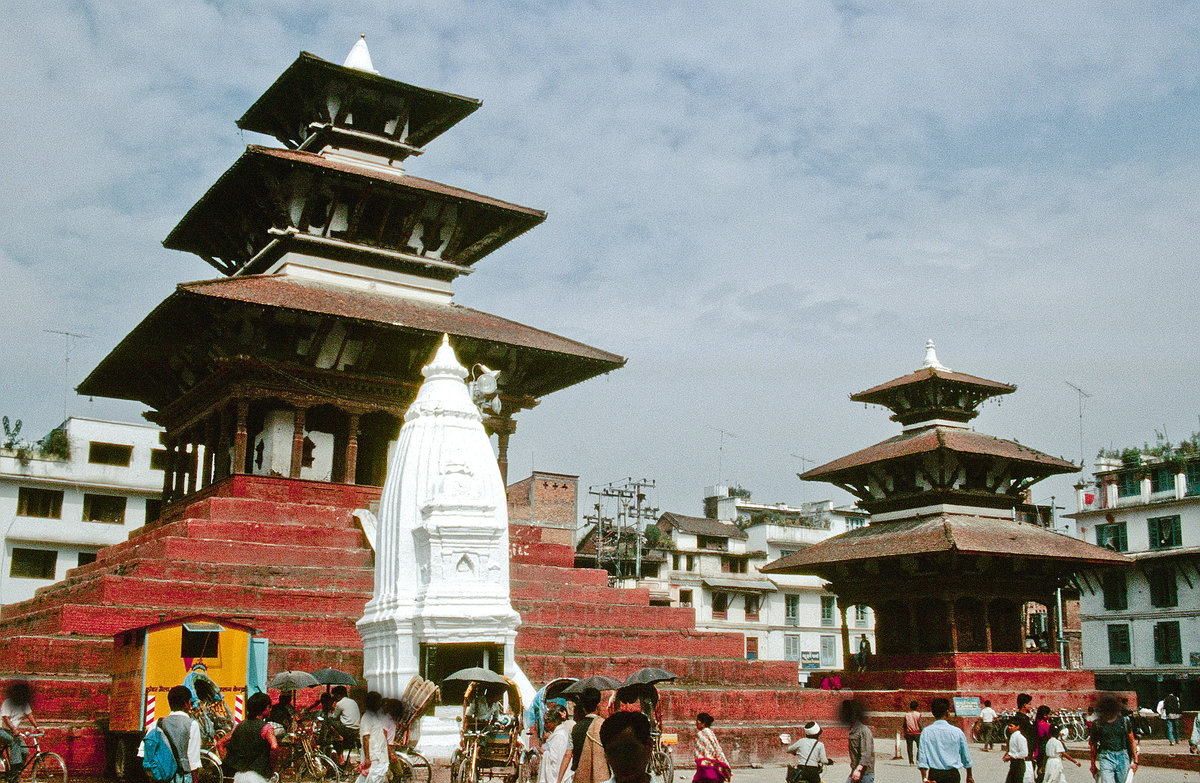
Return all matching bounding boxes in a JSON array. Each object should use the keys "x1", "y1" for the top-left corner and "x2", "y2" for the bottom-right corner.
[{"x1": 0, "y1": 473, "x2": 848, "y2": 774}]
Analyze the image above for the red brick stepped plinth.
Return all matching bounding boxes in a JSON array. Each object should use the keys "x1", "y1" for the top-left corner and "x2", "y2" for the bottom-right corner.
[
  {"x1": 0, "y1": 475, "x2": 379, "y2": 775},
  {"x1": 508, "y1": 551, "x2": 847, "y2": 765}
]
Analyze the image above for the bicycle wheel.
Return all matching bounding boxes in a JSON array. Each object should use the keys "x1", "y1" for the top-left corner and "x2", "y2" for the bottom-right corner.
[
  {"x1": 650, "y1": 749, "x2": 672, "y2": 783},
  {"x1": 313, "y1": 753, "x2": 341, "y2": 782},
  {"x1": 450, "y1": 751, "x2": 465, "y2": 783},
  {"x1": 196, "y1": 752, "x2": 224, "y2": 783},
  {"x1": 30, "y1": 752, "x2": 67, "y2": 783},
  {"x1": 400, "y1": 751, "x2": 431, "y2": 783}
]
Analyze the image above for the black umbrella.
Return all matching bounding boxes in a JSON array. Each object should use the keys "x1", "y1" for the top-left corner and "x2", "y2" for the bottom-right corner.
[
  {"x1": 621, "y1": 667, "x2": 677, "y2": 687},
  {"x1": 563, "y1": 675, "x2": 622, "y2": 695},
  {"x1": 443, "y1": 667, "x2": 509, "y2": 686},
  {"x1": 311, "y1": 668, "x2": 358, "y2": 688}
]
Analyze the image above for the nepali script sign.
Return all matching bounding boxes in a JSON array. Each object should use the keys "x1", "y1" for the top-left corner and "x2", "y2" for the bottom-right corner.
[{"x1": 954, "y1": 697, "x2": 982, "y2": 717}]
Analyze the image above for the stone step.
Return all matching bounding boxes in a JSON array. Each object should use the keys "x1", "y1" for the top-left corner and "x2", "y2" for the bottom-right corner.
[
  {"x1": 510, "y1": 581, "x2": 651, "y2": 606},
  {"x1": 514, "y1": 601, "x2": 696, "y2": 630},
  {"x1": 509, "y1": 563, "x2": 610, "y2": 587},
  {"x1": 516, "y1": 625, "x2": 747, "y2": 658},
  {"x1": 0, "y1": 634, "x2": 112, "y2": 676},
  {"x1": 147, "y1": 536, "x2": 374, "y2": 569},
  {"x1": 516, "y1": 652, "x2": 799, "y2": 687},
  {"x1": 88, "y1": 557, "x2": 375, "y2": 592}
]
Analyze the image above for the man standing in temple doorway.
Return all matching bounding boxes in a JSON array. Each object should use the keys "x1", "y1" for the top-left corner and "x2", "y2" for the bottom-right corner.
[{"x1": 855, "y1": 636, "x2": 871, "y2": 672}]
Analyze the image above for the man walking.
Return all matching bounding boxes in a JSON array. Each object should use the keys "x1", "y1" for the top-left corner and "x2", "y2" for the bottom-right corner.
[
  {"x1": 917, "y1": 698, "x2": 974, "y2": 783},
  {"x1": 140, "y1": 686, "x2": 202, "y2": 783}
]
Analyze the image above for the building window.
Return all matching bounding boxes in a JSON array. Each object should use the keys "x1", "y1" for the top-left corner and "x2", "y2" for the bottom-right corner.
[
  {"x1": 855, "y1": 604, "x2": 869, "y2": 627},
  {"x1": 1116, "y1": 473, "x2": 1141, "y2": 498},
  {"x1": 1096, "y1": 522, "x2": 1127, "y2": 552},
  {"x1": 1148, "y1": 515, "x2": 1182, "y2": 550},
  {"x1": 16, "y1": 487, "x2": 64, "y2": 519},
  {"x1": 1186, "y1": 462, "x2": 1200, "y2": 496},
  {"x1": 785, "y1": 595, "x2": 800, "y2": 627},
  {"x1": 712, "y1": 592, "x2": 728, "y2": 620},
  {"x1": 721, "y1": 557, "x2": 747, "y2": 574},
  {"x1": 1101, "y1": 571, "x2": 1127, "y2": 611},
  {"x1": 1154, "y1": 621, "x2": 1182, "y2": 664},
  {"x1": 679, "y1": 589, "x2": 693, "y2": 608},
  {"x1": 1148, "y1": 568, "x2": 1178, "y2": 608},
  {"x1": 150, "y1": 448, "x2": 168, "y2": 471},
  {"x1": 77, "y1": 552, "x2": 97, "y2": 567},
  {"x1": 820, "y1": 595, "x2": 836, "y2": 626},
  {"x1": 9, "y1": 548, "x2": 57, "y2": 580},
  {"x1": 745, "y1": 594, "x2": 760, "y2": 621},
  {"x1": 848, "y1": 516, "x2": 867, "y2": 530},
  {"x1": 145, "y1": 499, "x2": 163, "y2": 526},
  {"x1": 779, "y1": 549, "x2": 797, "y2": 558},
  {"x1": 820, "y1": 635, "x2": 837, "y2": 667},
  {"x1": 697, "y1": 535, "x2": 727, "y2": 551},
  {"x1": 745, "y1": 637, "x2": 758, "y2": 660},
  {"x1": 1107, "y1": 625, "x2": 1131, "y2": 665},
  {"x1": 672, "y1": 554, "x2": 680, "y2": 571},
  {"x1": 686, "y1": 554, "x2": 696, "y2": 571},
  {"x1": 88, "y1": 442, "x2": 133, "y2": 467},
  {"x1": 1150, "y1": 468, "x2": 1175, "y2": 494},
  {"x1": 83, "y1": 494, "x2": 126, "y2": 524},
  {"x1": 784, "y1": 634, "x2": 801, "y2": 662}
]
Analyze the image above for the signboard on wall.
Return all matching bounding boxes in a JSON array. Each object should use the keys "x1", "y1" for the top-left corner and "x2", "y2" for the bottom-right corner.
[
  {"x1": 800, "y1": 651, "x2": 821, "y2": 669},
  {"x1": 954, "y1": 697, "x2": 982, "y2": 717}
]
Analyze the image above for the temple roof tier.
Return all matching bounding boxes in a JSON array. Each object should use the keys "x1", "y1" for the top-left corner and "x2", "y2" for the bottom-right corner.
[
  {"x1": 761, "y1": 511, "x2": 1130, "y2": 578},
  {"x1": 237, "y1": 51, "x2": 481, "y2": 158},
  {"x1": 800, "y1": 426, "x2": 1077, "y2": 514},
  {"x1": 77, "y1": 275, "x2": 624, "y2": 412},
  {"x1": 851, "y1": 365, "x2": 1016, "y2": 426},
  {"x1": 164, "y1": 146, "x2": 545, "y2": 277}
]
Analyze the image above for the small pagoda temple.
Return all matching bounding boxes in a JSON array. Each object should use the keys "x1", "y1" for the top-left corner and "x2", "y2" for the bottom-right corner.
[
  {"x1": 762, "y1": 342, "x2": 1129, "y2": 703},
  {"x1": 78, "y1": 38, "x2": 624, "y2": 494}
]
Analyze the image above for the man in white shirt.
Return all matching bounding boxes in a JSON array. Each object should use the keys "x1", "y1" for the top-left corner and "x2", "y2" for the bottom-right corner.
[
  {"x1": 331, "y1": 686, "x2": 361, "y2": 760},
  {"x1": 139, "y1": 686, "x2": 202, "y2": 782},
  {"x1": 979, "y1": 701, "x2": 997, "y2": 752},
  {"x1": 1002, "y1": 721, "x2": 1029, "y2": 783}
]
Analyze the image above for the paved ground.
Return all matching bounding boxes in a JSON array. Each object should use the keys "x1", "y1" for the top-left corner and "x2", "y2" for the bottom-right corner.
[{"x1": 664, "y1": 740, "x2": 1200, "y2": 783}]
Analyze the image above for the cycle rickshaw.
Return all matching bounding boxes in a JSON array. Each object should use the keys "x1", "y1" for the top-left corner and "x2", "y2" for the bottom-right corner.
[{"x1": 447, "y1": 668, "x2": 524, "y2": 783}]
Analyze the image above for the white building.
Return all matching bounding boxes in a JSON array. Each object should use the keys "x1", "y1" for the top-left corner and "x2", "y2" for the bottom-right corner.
[
  {"x1": 1069, "y1": 451, "x2": 1200, "y2": 709},
  {"x1": 656, "y1": 487, "x2": 873, "y2": 679},
  {"x1": 0, "y1": 417, "x2": 164, "y2": 605}
]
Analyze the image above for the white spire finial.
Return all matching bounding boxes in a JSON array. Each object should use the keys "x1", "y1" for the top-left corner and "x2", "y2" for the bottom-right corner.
[
  {"x1": 922, "y1": 339, "x2": 950, "y2": 372},
  {"x1": 343, "y1": 34, "x2": 379, "y2": 74},
  {"x1": 423, "y1": 334, "x2": 468, "y2": 381}
]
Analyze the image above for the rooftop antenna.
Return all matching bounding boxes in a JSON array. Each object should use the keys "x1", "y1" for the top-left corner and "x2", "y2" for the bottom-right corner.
[
  {"x1": 705, "y1": 425, "x2": 738, "y2": 484},
  {"x1": 44, "y1": 330, "x2": 89, "y2": 421},
  {"x1": 1065, "y1": 381, "x2": 1091, "y2": 469},
  {"x1": 791, "y1": 453, "x2": 815, "y2": 505}
]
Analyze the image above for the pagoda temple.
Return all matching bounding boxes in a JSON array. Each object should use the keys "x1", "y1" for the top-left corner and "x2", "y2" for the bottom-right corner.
[
  {"x1": 762, "y1": 342, "x2": 1129, "y2": 707},
  {"x1": 0, "y1": 39, "x2": 626, "y2": 772},
  {"x1": 79, "y1": 38, "x2": 624, "y2": 494}
]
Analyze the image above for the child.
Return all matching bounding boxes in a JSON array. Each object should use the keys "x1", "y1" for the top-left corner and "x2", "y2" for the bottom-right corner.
[
  {"x1": 1003, "y1": 720, "x2": 1030, "y2": 783},
  {"x1": 1042, "y1": 728, "x2": 1081, "y2": 783}
]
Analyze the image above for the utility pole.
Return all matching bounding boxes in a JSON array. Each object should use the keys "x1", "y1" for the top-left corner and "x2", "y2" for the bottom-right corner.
[{"x1": 588, "y1": 478, "x2": 657, "y2": 582}]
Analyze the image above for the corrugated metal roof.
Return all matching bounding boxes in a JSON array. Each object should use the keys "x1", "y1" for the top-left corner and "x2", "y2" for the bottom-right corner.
[
  {"x1": 701, "y1": 577, "x2": 776, "y2": 592},
  {"x1": 760, "y1": 513, "x2": 1131, "y2": 574}
]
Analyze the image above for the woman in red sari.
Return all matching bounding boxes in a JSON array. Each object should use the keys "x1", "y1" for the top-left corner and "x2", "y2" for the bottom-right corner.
[{"x1": 693, "y1": 712, "x2": 730, "y2": 783}]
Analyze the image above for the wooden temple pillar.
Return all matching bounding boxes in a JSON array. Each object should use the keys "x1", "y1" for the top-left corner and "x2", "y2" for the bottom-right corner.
[
  {"x1": 290, "y1": 407, "x2": 307, "y2": 478},
  {"x1": 343, "y1": 412, "x2": 360, "y2": 484},
  {"x1": 215, "y1": 405, "x2": 231, "y2": 482},
  {"x1": 233, "y1": 400, "x2": 249, "y2": 475},
  {"x1": 201, "y1": 415, "x2": 217, "y2": 488},
  {"x1": 948, "y1": 595, "x2": 960, "y2": 653},
  {"x1": 839, "y1": 602, "x2": 851, "y2": 666},
  {"x1": 984, "y1": 602, "x2": 994, "y2": 652},
  {"x1": 161, "y1": 435, "x2": 177, "y2": 504},
  {"x1": 488, "y1": 415, "x2": 517, "y2": 485}
]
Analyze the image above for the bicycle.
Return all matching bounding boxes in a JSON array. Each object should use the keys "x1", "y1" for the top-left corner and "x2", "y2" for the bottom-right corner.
[
  {"x1": 1, "y1": 732, "x2": 67, "y2": 783},
  {"x1": 195, "y1": 749, "x2": 225, "y2": 783},
  {"x1": 648, "y1": 728, "x2": 674, "y2": 783},
  {"x1": 276, "y1": 720, "x2": 341, "y2": 783}
]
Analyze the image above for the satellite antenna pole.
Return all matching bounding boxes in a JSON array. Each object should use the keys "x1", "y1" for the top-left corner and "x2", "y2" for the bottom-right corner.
[
  {"x1": 705, "y1": 425, "x2": 738, "y2": 484},
  {"x1": 1065, "y1": 381, "x2": 1091, "y2": 469},
  {"x1": 791, "y1": 453, "x2": 815, "y2": 505},
  {"x1": 44, "y1": 330, "x2": 89, "y2": 421}
]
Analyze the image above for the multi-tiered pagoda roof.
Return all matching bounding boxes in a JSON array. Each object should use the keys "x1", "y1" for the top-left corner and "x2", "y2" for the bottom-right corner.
[{"x1": 80, "y1": 39, "x2": 624, "y2": 499}]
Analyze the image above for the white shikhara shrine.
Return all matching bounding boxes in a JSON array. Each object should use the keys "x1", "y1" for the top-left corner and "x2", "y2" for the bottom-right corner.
[{"x1": 358, "y1": 336, "x2": 525, "y2": 714}]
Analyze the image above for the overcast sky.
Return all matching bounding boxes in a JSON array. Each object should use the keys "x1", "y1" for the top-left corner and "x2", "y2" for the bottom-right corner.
[{"x1": 2, "y1": 2, "x2": 1198, "y2": 523}]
